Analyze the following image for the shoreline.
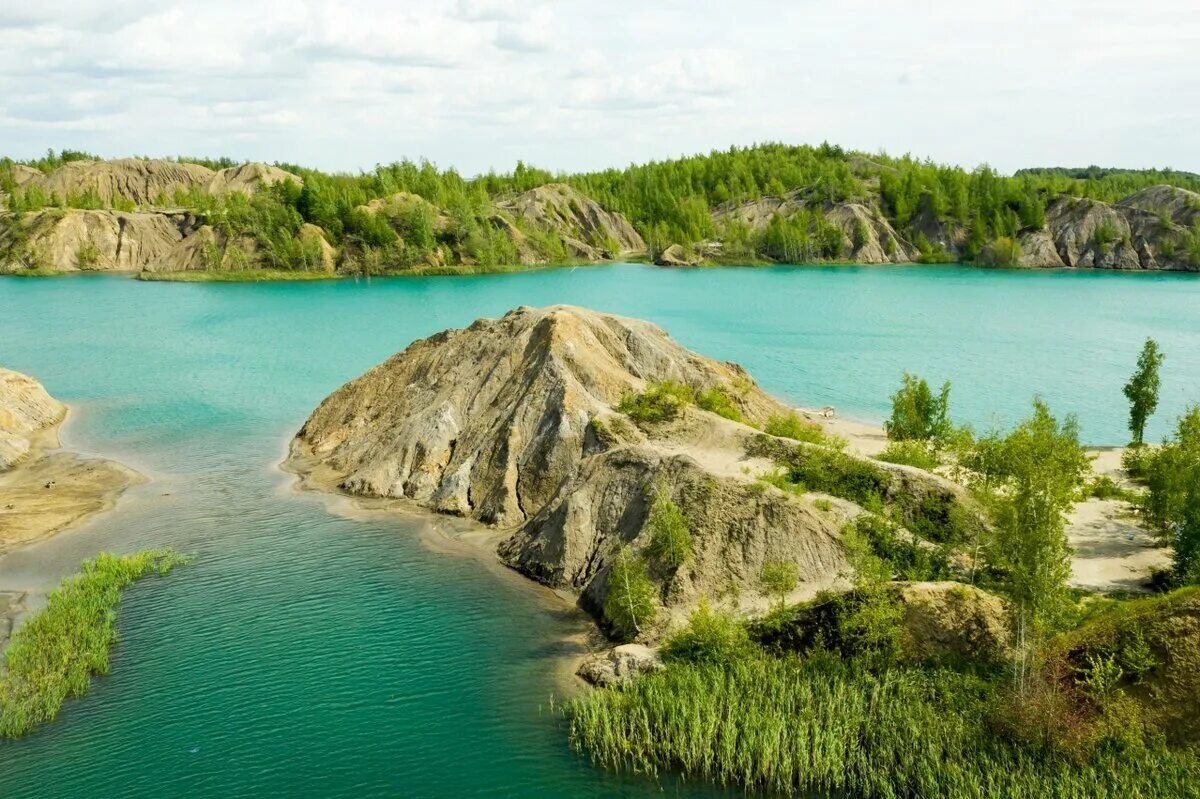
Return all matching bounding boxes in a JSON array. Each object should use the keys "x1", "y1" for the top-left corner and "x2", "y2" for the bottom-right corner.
[
  {"x1": 3, "y1": 259, "x2": 1199, "y2": 283},
  {"x1": 0, "y1": 407, "x2": 147, "y2": 650}
]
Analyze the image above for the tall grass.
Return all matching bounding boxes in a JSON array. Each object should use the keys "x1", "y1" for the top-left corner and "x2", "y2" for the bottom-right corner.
[
  {"x1": 0, "y1": 549, "x2": 187, "y2": 738},
  {"x1": 567, "y1": 654, "x2": 1200, "y2": 798}
]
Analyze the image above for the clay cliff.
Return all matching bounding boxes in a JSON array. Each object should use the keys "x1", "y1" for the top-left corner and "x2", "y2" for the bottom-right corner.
[
  {"x1": 0, "y1": 368, "x2": 66, "y2": 470},
  {"x1": 288, "y1": 306, "x2": 976, "y2": 636}
]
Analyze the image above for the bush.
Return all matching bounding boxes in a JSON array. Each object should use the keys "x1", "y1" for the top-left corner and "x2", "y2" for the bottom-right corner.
[
  {"x1": 885, "y1": 373, "x2": 952, "y2": 443},
  {"x1": 760, "y1": 560, "x2": 800, "y2": 607},
  {"x1": 617, "y1": 381, "x2": 694, "y2": 424},
  {"x1": 661, "y1": 600, "x2": 752, "y2": 665},
  {"x1": 602, "y1": 547, "x2": 658, "y2": 641},
  {"x1": 877, "y1": 440, "x2": 941, "y2": 470},
  {"x1": 764, "y1": 412, "x2": 834, "y2": 446},
  {"x1": 846, "y1": 514, "x2": 951, "y2": 582},
  {"x1": 645, "y1": 486, "x2": 692, "y2": 572},
  {"x1": 695, "y1": 386, "x2": 742, "y2": 422}
]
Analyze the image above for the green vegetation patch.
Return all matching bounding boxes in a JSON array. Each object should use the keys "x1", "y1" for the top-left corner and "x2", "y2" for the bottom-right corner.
[
  {"x1": 566, "y1": 652, "x2": 1199, "y2": 798},
  {"x1": 136, "y1": 269, "x2": 338, "y2": 282},
  {"x1": 0, "y1": 549, "x2": 188, "y2": 738}
]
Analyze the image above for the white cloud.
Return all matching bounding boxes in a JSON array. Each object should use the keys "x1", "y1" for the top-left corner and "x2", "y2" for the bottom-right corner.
[{"x1": 0, "y1": 0, "x2": 1195, "y2": 175}]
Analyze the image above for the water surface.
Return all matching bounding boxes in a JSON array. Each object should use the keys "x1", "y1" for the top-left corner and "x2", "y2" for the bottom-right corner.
[{"x1": 0, "y1": 264, "x2": 1197, "y2": 797}]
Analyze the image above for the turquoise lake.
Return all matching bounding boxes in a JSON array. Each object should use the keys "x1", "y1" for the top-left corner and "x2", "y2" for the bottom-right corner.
[{"x1": 0, "y1": 264, "x2": 1198, "y2": 797}]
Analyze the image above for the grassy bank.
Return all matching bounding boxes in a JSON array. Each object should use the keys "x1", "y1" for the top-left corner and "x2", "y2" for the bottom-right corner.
[
  {"x1": 0, "y1": 549, "x2": 187, "y2": 738},
  {"x1": 567, "y1": 650, "x2": 1200, "y2": 798}
]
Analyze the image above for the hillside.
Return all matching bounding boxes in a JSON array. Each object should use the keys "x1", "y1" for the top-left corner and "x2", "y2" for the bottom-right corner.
[{"x1": 2, "y1": 145, "x2": 1199, "y2": 275}]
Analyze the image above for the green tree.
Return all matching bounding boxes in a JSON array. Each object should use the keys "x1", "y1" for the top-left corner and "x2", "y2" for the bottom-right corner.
[
  {"x1": 1123, "y1": 338, "x2": 1165, "y2": 445},
  {"x1": 603, "y1": 547, "x2": 657, "y2": 641},
  {"x1": 974, "y1": 399, "x2": 1089, "y2": 690},
  {"x1": 884, "y1": 373, "x2": 951, "y2": 443},
  {"x1": 760, "y1": 560, "x2": 799, "y2": 608},
  {"x1": 1141, "y1": 406, "x2": 1200, "y2": 584},
  {"x1": 646, "y1": 484, "x2": 692, "y2": 572}
]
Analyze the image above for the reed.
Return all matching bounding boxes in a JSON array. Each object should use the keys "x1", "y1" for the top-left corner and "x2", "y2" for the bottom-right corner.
[
  {"x1": 0, "y1": 549, "x2": 187, "y2": 738},
  {"x1": 567, "y1": 653, "x2": 1200, "y2": 798}
]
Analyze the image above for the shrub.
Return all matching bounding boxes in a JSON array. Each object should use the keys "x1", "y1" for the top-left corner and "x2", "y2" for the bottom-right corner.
[
  {"x1": 645, "y1": 486, "x2": 692, "y2": 572},
  {"x1": 846, "y1": 514, "x2": 950, "y2": 582},
  {"x1": 695, "y1": 386, "x2": 742, "y2": 422},
  {"x1": 661, "y1": 599, "x2": 752, "y2": 665},
  {"x1": 764, "y1": 412, "x2": 832, "y2": 446},
  {"x1": 885, "y1": 373, "x2": 952, "y2": 443},
  {"x1": 602, "y1": 547, "x2": 657, "y2": 641},
  {"x1": 617, "y1": 381, "x2": 694, "y2": 424},
  {"x1": 877, "y1": 440, "x2": 941, "y2": 470},
  {"x1": 760, "y1": 561, "x2": 799, "y2": 607}
]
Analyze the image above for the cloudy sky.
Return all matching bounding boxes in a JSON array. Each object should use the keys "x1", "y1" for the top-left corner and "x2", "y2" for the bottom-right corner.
[{"x1": 1, "y1": 0, "x2": 1197, "y2": 176}]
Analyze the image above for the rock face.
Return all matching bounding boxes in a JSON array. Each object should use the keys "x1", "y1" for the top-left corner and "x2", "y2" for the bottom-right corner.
[
  {"x1": 712, "y1": 193, "x2": 918, "y2": 264},
  {"x1": 12, "y1": 158, "x2": 298, "y2": 207},
  {"x1": 291, "y1": 306, "x2": 783, "y2": 526},
  {"x1": 655, "y1": 244, "x2": 701, "y2": 267},
  {"x1": 496, "y1": 184, "x2": 646, "y2": 261},
  {"x1": 0, "y1": 209, "x2": 207, "y2": 272},
  {"x1": 289, "y1": 305, "x2": 859, "y2": 631},
  {"x1": 0, "y1": 368, "x2": 66, "y2": 470}
]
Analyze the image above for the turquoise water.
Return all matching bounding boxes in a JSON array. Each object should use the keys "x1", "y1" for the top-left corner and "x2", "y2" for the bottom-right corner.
[{"x1": 0, "y1": 264, "x2": 1197, "y2": 797}]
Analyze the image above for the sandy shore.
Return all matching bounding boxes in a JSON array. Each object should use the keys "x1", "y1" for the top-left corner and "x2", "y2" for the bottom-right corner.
[
  {"x1": 802, "y1": 408, "x2": 1171, "y2": 593},
  {"x1": 0, "y1": 414, "x2": 146, "y2": 649}
]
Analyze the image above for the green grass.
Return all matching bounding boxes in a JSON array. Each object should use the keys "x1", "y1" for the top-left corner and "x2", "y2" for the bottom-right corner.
[
  {"x1": 617, "y1": 381, "x2": 696, "y2": 424},
  {"x1": 0, "y1": 549, "x2": 187, "y2": 738},
  {"x1": 566, "y1": 653, "x2": 1200, "y2": 798},
  {"x1": 763, "y1": 412, "x2": 842, "y2": 447},
  {"x1": 135, "y1": 269, "x2": 338, "y2": 282}
]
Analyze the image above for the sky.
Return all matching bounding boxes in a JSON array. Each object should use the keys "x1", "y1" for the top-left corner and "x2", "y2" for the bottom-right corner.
[{"x1": 1, "y1": 0, "x2": 1197, "y2": 177}]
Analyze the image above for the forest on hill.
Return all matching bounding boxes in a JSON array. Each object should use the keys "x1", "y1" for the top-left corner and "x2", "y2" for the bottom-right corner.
[{"x1": 2, "y1": 143, "x2": 1199, "y2": 275}]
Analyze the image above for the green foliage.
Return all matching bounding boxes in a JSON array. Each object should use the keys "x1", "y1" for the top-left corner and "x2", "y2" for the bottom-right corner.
[
  {"x1": 885, "y1": 373, "x2": 951, "y2": 443},
  {"x1": 877, "y1": 439, "x2": 941, "y2": 470},
  {"x1": 566, "y1": 652, "x2": 1200, "y2": 798},
  {"x1": 845, "y1": 514, "x2": 951, "y2": 582},
  {"x1": 661, "y1": 599, "x2": 751, "y2": 665},
  {"x1": 983, "y1": 235, "x2": 1023, "y2": 265},
  {"x1": 779, "y1": 444, "x2": 891, "y2": 508},
  {"x1": 969, "y1": 399, "x2": 1089, "y2": 683},
  {"x1": 1084, "y1": 474, "x2": 1138, "y2": 503},
  {"x1": 1123, "y1": 338, "x2": 1164, "y2": 446},
  {"x1": 759, "y1": 560, "x2": 799, "y2": 607},
  {"x1": 603, "y1": 547, "x2": 657, "y2": 641},
  {"x1": 1139, "y1": 406, "x2": 1200, "y2": 584},
  {"x1": 645, "y1": 486, "x2": 692, "y2": 572},
  {"x1": 73, "y1": 241, "x2": 101, "y2": 270},
  {"x1": 763, "y1": 412, "x2": 836, "y2": 446},
  {"x1": 694, "y1": 386, "x2": 742, "y2": 422},
  {"x1": 0, "y1": 549, "x2": 187, "y2": 738},
  {"x1": 616, "y1": 381, "x2": 694, "y2": 424}
]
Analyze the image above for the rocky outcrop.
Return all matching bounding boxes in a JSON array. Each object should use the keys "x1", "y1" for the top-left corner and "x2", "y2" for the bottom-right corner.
[
  {"x1": 0, "y1": 209, "x2": 208, "y2": 273},
  {"x1": 895, "y1": 581, "x2": 1008, "y2": 662},
  {"x1": 289, "y1": 306, "x2": 863, "y2": 632},
  {"x1": 655, "y1": 244, "x2": 701, "y2": 267},
  {"x1": 1016, "y1": 229, "x2": 1066, "y2": 268},
  {"x1": 577, "y1": 644, "x2": 663, "y2": 686},
  {"x1": 496, "y1": 184, "x2": 645, "y2": 261},
  {"x1": 0, "y1": 368, "x2": 66, "y2": 470},
  {"x1": 12, "y1": 158, "x2": 298, "y2": 208},
  {"x1": 1057, "y1": 588, "x2": 1200, "y2": 748},
  {"x1": 290, "y1": 306, "x2": 784, "y2": 525},
  {"x1": 711, "y1": 192, "x2": 917, "y2": 264}
]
